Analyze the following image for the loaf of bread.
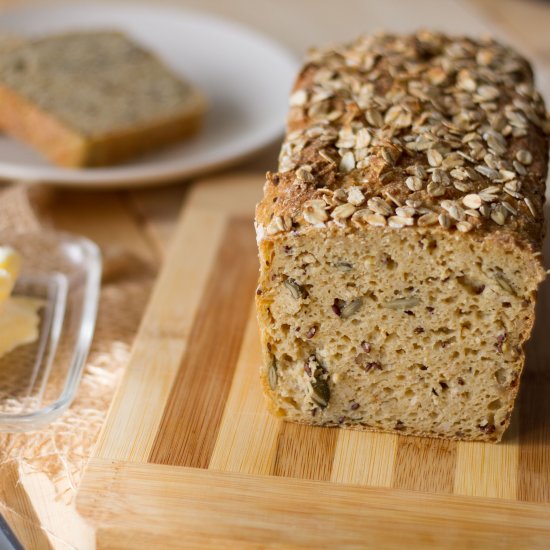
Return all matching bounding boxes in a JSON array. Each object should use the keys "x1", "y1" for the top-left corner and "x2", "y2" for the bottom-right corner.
[
  {"x1": 255, "y1": 31, "x2": 549, "y2": 442},
  {"x1": 0, "y1": 31, "x2": 206, "y2": 167}
]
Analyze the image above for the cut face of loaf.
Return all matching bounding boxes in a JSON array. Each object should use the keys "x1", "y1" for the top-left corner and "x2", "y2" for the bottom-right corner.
[
  {"x1": 255, "y1": 31, "x2": 549, "y2": 443},
  {"x1": 256, "y1": 225, "x2": 543, "y2": 442}
]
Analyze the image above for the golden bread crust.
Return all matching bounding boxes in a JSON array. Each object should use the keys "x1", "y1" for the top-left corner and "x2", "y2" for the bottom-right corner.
[{"x1": 256, "y1": 32, "x2": 549, "y2": 249}]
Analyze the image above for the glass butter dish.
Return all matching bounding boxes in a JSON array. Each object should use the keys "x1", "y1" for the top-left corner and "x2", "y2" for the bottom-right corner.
[{"x1": 0, "y1": 231, "x2": 101, "y2": 432}]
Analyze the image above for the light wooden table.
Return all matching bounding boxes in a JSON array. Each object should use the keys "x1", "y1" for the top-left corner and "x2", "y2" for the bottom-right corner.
[{"x1": 2, "y1": 0, "x2": 550, "y2": 548}]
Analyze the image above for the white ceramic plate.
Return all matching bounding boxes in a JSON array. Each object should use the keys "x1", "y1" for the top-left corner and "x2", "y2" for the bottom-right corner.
[{"x1": 0, "y1": 4, "x2": 298, "y2": 187}]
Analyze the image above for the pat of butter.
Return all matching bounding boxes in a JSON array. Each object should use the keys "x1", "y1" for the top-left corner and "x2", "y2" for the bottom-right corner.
[
  {"x1": 0, "y1": 246, "x2": 21, "y2": 303},
  {"x1": 0, "y1": 297, "x2": 43, "y2": 358},
  {"x1": 0, "y1": 246, "x2": 42, "y2": 359}
]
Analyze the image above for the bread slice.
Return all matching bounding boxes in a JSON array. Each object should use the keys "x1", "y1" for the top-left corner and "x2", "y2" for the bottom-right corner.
[
  {"x1": 255, "y1": 32, "x2": 549, "y2": 442},
  {"x1": 0, "y1": 31, "x2": 206, "y2": 167}
]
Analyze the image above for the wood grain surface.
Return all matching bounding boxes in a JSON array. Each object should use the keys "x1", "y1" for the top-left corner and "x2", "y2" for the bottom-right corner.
[
  {"x1": 80, "y1": 461, "x2": 550, "y2": 550},
  {"x1": 150, "y1": 218, "x2": 258, "y2": 468},
  {"x1": 77, "y1": 174, "x2": 550, "y2": 548}
]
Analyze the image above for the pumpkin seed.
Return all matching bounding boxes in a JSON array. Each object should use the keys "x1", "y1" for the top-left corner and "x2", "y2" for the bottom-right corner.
[
  {"x1": 494, "y1": 272, "x2": 515, "y2": 295},
  {"x1": 284, "y1": 278, "x2": 307, "y2": 299},
  {"x1": 268, "y1": 357, "x2": 277, "y2": 390},
  {"x1": 311, "y1": 377, "x2": 330, "y2": 408}
]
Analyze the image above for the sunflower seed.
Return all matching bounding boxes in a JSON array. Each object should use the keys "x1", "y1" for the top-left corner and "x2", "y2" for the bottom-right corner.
[
  {"x1": 334, "y1": 189, "x2": 348, "y2": 203},
  {"x1": 457, "y1": 70, "x2": 476, "y2": 91},
  {"x1": 449, "y1": 204, "x2": 465, "y2": 221},
  {"x1": 355, "y1": 128, "x2": 372, "y2": 148},
  {"x1": 427, "y1": 181, "x2": 445, "y2": 197},
  {"x1": 462, "y1": 194, "x2": 482, "y2": 209},
  {"x1": 395, "y1": 110, "x2": 413, "y2": 128},
  {"x1": 477, "y1": 48, "x2": 494, "y2": 66},
  {"x1": 339, "y1": 151, "x2": 356, "y2": 172},
  {"x1": 296, "y1": 167, "x2": 314, "y2": 183},
  {"x1": 438, "y1": 213, "x2": 451, "y2": 228},
  {"x1": 502, "y1": 201, "x2": 517, "y2": 216},
  {"x1": 266, "y1": 216, "x2": 286, "y2": 235},
  {"x1": 408, "y1": 164, "x2": 427, "y2": 179},
  {"x1": 381, "y1": 148, "x2": 396, "y2": 165},
  {"x1": 336, "y1": 128, "x2": 356, "y2": 148},
  {"x1": 368, "y1": 197, "x2": 393, "y2": 216},
  {"x1": 417, "y1": 212, "x2": 438, "y2": 226},
  {"x1": 450, "y1": 167, "x2": 470, "y2": 180},
  {"x1": 490, "y1": 204, "x2": 508, "y2": 225},
  {"x1": 456, "y1": 221, "x2": 473, "y2": 233},
  {"x1": 507, "y1": 110, "x2": 528, "y2": 128},
  {"x1": 289, "y1": 89, "x2": 308, "y2": 106},
  {"x1": 332, "y1": 203, "x2": 356, "y2": 219},
  {"x1": 405, "y1": 176, "x2": 423, "y2": 191},
  {"x1": 477, "y1": 85, "x2": 500, "y2": 101},
  {"x1": 475, "y1": 165, "x2": 500, "y2": 179},
  {"x1": 384, "y1": 105, "x2": 403, "y2": 125},
  {"x1": 395, "y1": 206, "x2": 416, "y2": 218},
  {"x1": 366, "y1": 108, "x2": 383, "y2": 127},
  {"x1": 499, "y1": 169, "x2": 516, "y2": 181},
  {"x1": 347, "y1": 187, "x2": 365, "y2": 206},
  {"x1": 427, "y1": 148, "x2": 443, "y2": 167},
  {"x1": 453, "y1": 180, "x2": 472, "y2": 193},
  {"x1": 524, "y1": 197, "x2": 537, "y2": 217},
  {"x1": 355, "y1": 211, "x2": 387, "y2": 227},
  {"x1": 268, "y1": 357, "x2": 278, "y2": 390},
  {"x1": 457, "y1": 151, "x2": 476, "y2": 163},
  {"x1": 516, "y1": 149, "x2": 533, "y2": 165},
  {"x1": 303, "y1": 200, "x2": 328, "y2": 224},
  {"x1": 484, "y1": 153, "x2": 499, "y2": 170},
  {"x1": 503, "y1": 188, "x2": 523, "y2": 200},
  {"x1": 479, "y1": 204, "x2": 491, "y2": 217},
  {"x1": 383, "y1": 297, "x2": 420, "y2": 309},
  {"x1": 479, "y1": 187, "x2": 499, "y2": 202},
  {"x1": 485, "y1": 132, "x2": 507, "y2": 155},
  {"x1": 513, "y1": 160, "x2": 527, "y2": 175},
  {"x1": 388, "y1": 215, "x2": 414, "y2": 228}
]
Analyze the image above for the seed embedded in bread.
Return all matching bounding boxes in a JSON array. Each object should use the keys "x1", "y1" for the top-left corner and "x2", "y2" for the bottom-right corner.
[{"x1": 255, "y1": 31, "x2": 549, "y2": 442}]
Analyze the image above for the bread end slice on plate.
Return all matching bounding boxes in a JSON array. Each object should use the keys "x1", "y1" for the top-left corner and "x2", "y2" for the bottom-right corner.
[
  {"x1": 0, "y1": 30, "x2": 207, "y2": 168},
  {"x1": 255, "y1": 31, "x2": 549, "y2": 443}
]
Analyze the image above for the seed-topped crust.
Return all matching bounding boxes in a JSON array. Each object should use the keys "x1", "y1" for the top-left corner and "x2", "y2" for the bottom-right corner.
[{"x1": 256, "y1": 31, "x2": 549, "y2": 247}]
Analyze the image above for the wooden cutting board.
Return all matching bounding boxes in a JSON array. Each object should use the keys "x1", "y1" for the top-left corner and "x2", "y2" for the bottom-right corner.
[{"x1": 77, "y1": 174, "x2": 550, "y2": 549}]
